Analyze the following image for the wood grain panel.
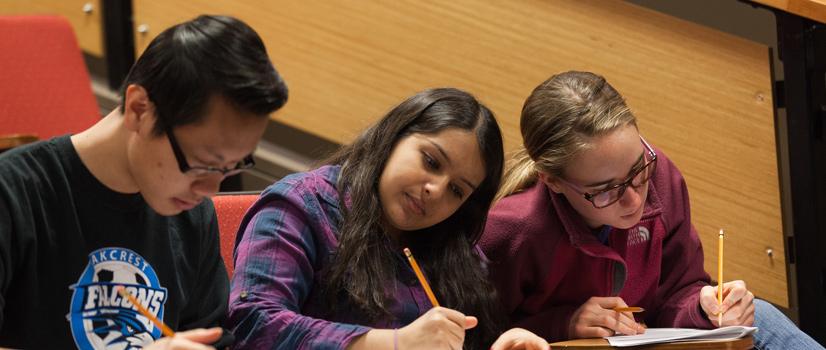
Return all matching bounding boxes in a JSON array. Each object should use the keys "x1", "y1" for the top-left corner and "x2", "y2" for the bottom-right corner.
[
  {"x1": 752, "y1": 0, "x2": 826, "y2": 23},
  {"x1": 133, "y1": 0, "x2": 787, "y2": 307},
  {"x1": 0, "y1": 134, "x2": 38, "y2": 152},
  {"x1": 0, "y1": 0, "x2": 103, "y2": 56}
]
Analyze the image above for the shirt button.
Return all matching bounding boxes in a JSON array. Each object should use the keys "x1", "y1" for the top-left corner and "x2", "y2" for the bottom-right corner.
[{"x1": 240, "y1": 291, "x2": 249, "y2": 300}]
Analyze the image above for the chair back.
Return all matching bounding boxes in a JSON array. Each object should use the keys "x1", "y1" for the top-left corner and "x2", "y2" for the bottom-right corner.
[
  {"x1": 0, "y1": 15, "x2": 100, "y2": 139},
  {"x1": 212, "y1": 193, "x2": 258, "y2": 277}
]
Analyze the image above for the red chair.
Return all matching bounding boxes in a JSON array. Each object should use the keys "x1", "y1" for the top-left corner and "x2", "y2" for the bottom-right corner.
[
  {"x1": 212, "y1": 193, "x2": 259, "y2": 277},
  {"x1": 0, "y1": 15, "x2": 100, "y2": 140}
]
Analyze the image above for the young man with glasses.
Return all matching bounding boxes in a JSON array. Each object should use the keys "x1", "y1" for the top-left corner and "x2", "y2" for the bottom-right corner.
[
  {"x1": 0, "y1": 15, "x2": 287, "y2": 349},
  {"x1": 479, "y1": 71, "x2": 822, "y2": 349}
]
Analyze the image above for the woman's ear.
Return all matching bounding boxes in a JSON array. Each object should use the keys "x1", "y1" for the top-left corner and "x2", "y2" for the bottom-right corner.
[
  {"x1": 537, "y1": 171, "x2": 564, "y2": 194},
  {"x1": 122, "y1": 84, "x2": 153, "y2": 133}
]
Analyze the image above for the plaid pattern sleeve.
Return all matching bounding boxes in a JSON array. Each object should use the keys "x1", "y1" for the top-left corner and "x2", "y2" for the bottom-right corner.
[{"x1": 227, "y1": 166, "x2": 372, "y2": 350}]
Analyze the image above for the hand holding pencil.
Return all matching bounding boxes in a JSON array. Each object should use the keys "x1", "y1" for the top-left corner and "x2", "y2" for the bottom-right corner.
[
  {"x1": 699, "y1": 230, "x2": 756, "y2": 327},
  {"x1": 568, "y1": 296, "x2": 646, "y2": 338},
  {"x1": 400, "y1": 247, "x2": 549, "y2": 350},
  {"x1": 700, "y1": 280, "x2": 756, "y2": 327},
  {"x1": 115, "y1": 286, "x2": 228, "y2": 349},
  {"x1": 398, "y1": 247, "x2": 477, "y2": 350}
]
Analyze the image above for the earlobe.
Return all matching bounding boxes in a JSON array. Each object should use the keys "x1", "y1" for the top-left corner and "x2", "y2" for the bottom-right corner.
[{"x1": 122, "y1": 84, "x2": 153, "y2": 132}]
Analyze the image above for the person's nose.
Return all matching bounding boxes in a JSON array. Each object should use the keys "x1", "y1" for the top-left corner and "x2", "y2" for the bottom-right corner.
[
  {"x1": 618, "y1": 184, "x2": 643, "y2": 208},
  {"x1": 423, "y1": 175, "x2": 450, "y2": 201},
  {"x1": 191, "y1": 173, "x2": 224, "y2": 198}
]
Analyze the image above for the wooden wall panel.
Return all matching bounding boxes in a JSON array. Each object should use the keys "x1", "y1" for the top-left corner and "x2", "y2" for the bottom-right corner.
[
  {"x1": 0, "y1": 0, "x2": 103, "y2": 56},
  {"x1": 133, "y1": 0, "x2": 787, "y2": 307},
  {"x1": 752, "y1": 0, "x2": 826, "y2": 23}
]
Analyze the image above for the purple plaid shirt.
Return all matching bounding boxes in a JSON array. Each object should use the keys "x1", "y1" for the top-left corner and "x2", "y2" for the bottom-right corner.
[{"x1": 227, "y1": 165, "x2": 433, "y2": 349}]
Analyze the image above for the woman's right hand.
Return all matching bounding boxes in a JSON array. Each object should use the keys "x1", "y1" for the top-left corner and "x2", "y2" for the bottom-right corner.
[
  {"x1": 398, "y1": 307, "x2": 478, "y2": 349},
  {"x1": 568, "y1": 297, "x2": 645, "y2": 338}
]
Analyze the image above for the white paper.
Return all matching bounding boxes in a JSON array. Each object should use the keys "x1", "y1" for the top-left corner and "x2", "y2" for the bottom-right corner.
[{"x1": 605, "y1": 326, "x2": 758, "y2": 347}]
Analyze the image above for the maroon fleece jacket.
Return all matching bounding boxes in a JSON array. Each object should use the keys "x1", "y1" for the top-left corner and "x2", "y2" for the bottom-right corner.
[{"x1": 480, "y1": 150, "x2": 714, "y2": 342}]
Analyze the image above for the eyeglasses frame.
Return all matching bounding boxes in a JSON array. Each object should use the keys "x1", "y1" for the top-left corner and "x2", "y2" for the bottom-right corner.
[
  {"x1": 556, "y1": 136, "x2": 658, "y2": 209},
  {"x1": 166, "y1": 128, "x2": 255, "y2": 178}
]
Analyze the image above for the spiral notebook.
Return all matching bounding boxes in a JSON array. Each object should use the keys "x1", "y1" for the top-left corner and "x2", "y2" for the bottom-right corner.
[{"x1": 605, "y1": 326, "x2": 758, "y2": 347}]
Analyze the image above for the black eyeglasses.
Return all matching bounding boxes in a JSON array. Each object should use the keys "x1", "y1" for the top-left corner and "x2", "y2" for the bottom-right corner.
[
  {"x1": 557, "y1": 136, "x2": 657, "y2": 209},
  {"x1": 166, "y1": 129, "x2": 255, "y2": 178}
]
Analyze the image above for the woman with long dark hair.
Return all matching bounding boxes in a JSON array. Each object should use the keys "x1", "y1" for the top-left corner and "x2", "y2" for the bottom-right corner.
[{"x1": 227, "y1": 88, "x2": 547, "y2": 350}]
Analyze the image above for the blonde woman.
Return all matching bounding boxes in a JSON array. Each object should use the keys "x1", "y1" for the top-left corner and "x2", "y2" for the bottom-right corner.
[{"x1": 480, "y1": 71, "x2": 822, "y2": 350}]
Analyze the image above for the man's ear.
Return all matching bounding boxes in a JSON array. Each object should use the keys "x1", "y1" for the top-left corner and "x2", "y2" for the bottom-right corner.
[
  {"x1": 122, "y1": 84, "x2": 153, "y2": 133},
  {"x1": 537, "y1": 171, "x2": 564, "y2": 194}
]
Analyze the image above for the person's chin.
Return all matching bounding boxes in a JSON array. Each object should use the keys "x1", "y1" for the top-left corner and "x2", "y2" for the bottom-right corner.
[
  {"x1": 145, "y1": 197, "x2": 185, "y2": 216},
  {"x1": 616, "y1": 211, "x2": 643, "y2": 229},
  {"x1": 388, "y1": 210, "x2": 424, "y2": 232},
  {"x1": 383, "y1": 207, "x2": 407, "y2": 231},
  {"x1": 389, "y1": 218, "x2": 418, "y2": 232},
  {"x1": 613, "y1": 220, "x2": 637, "y2": 230},
  {"x1": 156, "y1": 204, "x2": 184, "y2": 217},
  {"x1": 172, "y1": 197, "x2": 199, "y2": 211}
]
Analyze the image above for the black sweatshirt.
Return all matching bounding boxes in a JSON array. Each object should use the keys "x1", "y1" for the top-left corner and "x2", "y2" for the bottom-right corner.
[{"x1": 0, "y1": 136, "x2": 228, "y2": 349}]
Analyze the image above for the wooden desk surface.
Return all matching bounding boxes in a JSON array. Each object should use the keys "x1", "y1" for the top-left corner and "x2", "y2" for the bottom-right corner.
[
  {"x1": 550, "y1": 335, "x2": 753, "y2": 350},
  {"x1": 0, "y1": 134, "x2": 37, "y2": 152},
  {"x1": 751, "y1": 0, "x2": 826, "y2": 24}
]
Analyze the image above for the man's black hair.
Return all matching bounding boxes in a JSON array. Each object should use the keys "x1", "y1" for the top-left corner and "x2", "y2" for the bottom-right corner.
[{"x1": 120, "y1": 15, "x2": 288, "y2": 135}]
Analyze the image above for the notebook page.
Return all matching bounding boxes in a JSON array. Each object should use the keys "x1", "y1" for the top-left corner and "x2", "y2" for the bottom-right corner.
[{"x1": 606, "y1": 326, "x2": 758, "y2": 347}]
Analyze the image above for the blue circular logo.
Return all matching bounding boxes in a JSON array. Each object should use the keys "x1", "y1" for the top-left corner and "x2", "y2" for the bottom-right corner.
[{"x1": 68, "y1": 248, "x2": 168, "y2": 349}]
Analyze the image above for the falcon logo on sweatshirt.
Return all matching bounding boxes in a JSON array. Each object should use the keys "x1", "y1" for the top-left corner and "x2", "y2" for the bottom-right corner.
[{"x1": 68, "y1": 248, "x2": 168, "y2": 350}]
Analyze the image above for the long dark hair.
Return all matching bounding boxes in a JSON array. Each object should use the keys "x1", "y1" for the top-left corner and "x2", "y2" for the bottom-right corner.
[{"x1": 323, "y1": 88, "x2": 506, "y2": 349}]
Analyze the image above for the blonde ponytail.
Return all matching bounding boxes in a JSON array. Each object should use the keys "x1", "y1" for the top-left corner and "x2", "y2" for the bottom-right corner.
[{"x1": 495, "y1": 148, "x2": 538, "y2": 202}]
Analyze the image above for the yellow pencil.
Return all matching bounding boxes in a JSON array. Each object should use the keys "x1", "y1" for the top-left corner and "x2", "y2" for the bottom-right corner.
[
  {"x1": 613, "y1": 307, "x2": 645, "y2": 313},
  {"x1": 718, "y1": 229, "x2": 724, "y2": 326},
  {"x1": 403, "y1": 247, "x2": 440, "y2": 308},
  {"x1": 116, "y1": 285, "x2": 176, "y2": 337}
]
